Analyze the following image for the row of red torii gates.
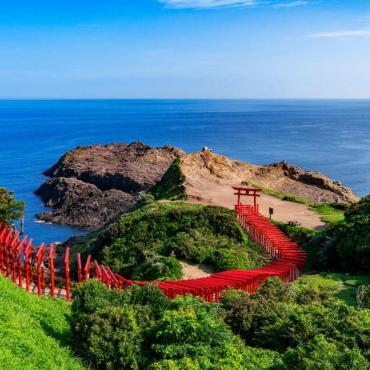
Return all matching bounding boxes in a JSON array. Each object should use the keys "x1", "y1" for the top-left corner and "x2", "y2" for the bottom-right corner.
[{"x1": 0, "y1": 187, "x2": 306, "y2": 302}]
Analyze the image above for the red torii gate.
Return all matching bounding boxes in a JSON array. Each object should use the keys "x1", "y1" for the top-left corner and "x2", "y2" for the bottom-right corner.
[{"x1": 233, "y1": 186, "x2": 261, "y2": 212}]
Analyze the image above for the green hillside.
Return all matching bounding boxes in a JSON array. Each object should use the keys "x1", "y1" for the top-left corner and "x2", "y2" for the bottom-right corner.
[
  {"x1": 0, "y1": 276, "x2": 85, "y2": 370},
  {"x1": 75, "y1": 201, "x2": 270, "y2": 281}
]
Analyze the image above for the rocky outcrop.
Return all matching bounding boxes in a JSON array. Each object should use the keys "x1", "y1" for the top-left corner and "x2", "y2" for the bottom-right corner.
[
  {"x1": 35, "y1": 142, "x2": 185, "y2": 229},
  {"x1": 270, "y1": 161, "x2": 358, "y2": 203},
  {"x1": 43, "y1": 142, "x2": 185, "y2": 193},
  {"x1": 36, "y1": 177, "x2": 134, "y2": 229},
  {"x1": 180, "y1": 151, "x2": 359, "y2": 205}
]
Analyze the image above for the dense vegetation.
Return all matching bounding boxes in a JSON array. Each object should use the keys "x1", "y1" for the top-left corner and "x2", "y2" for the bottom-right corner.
[
  {"x1": 71, "y1": 280, "x2": 280, "y2": 369},
  {"x1": 0, "y1": 187, "x2": 24, "y2": 225},
  {"x1": 221, "y1": 278, "x2": 369, "y2": 368},
  {"x1": 70, "y1": 278, "x2": 369, "y2": 370},
  {"x1": 79, "y1": 201, "x2": 269, "y2": 281},
  {"x1": 0, "y1": 276, "x2": 85, "y2": 370},
  {"x1": 279, "y1": 195, "x2": 370, "y2": 273},
  {"x1": 150, "y1": 158, "x2": 187, "y2": 201},
  {"x1": 1, "y1": 270, "x2": 367, "y2": 370}
]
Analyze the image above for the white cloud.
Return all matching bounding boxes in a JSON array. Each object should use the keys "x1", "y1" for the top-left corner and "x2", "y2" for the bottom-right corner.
[
  {"x1": 273, "y1": 1, "x2": 308, "y2": 8},
  {"x1": 158, "y1": 0, "x2": 310, "y2": 9},
  {"x1": 158, "y1": 0, "x2": 259, "y2": 9},
  {"x1": 309, "y1": 29, "x2": 370, "y2": 39}
]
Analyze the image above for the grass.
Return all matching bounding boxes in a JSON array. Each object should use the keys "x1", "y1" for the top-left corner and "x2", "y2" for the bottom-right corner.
[
  {"x1": 309, "y1": 203, "x2": 347, "y2": 224},
  {"x1": 295, "y1": 273, "x2": 370, "y2": 306},
  {"x1": 250, "y1": 183, "x2": 347, "y2": 225},
  {"x1": 250, "y1": 184, "x2": 311, "y2": 205},
  {"x1": 0, "y1": 276, "x2": 86, "y2": 370}
]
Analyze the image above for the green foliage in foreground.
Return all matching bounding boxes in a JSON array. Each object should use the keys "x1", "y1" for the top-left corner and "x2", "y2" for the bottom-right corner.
[
  {"x1": 71, "y1": 280, "x2": 280, "y2": 370},
  {"x1": 280, "y1": 334, "x2": 368, "y2": 370},
  {"x1": 221, "y1": 278, "x2": 370, "y2": 369},
  {"x1": 82, "y1": 201, "x2": 269, "y2": 280},
  {"x1": 71, "y1": 278, "x2": 369, "y2": 370},
  {"x1": 0, "y1": 276, "x2": 85, "y2": 370},
  {"x1": 0, "y1": 187, "x2": 24, "y2": 224}
]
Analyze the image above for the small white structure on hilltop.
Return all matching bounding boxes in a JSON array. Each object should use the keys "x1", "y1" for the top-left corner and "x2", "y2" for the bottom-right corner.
[{"x1": 202, "y1": 146, "x2": 212, "y2": 152}]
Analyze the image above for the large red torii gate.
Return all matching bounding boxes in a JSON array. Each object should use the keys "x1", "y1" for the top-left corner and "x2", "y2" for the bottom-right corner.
[{"x1": 233, "y1": 186, "x2": 262, "y2": 212}]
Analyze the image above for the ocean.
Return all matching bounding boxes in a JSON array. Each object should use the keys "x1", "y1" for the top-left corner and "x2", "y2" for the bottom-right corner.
[{"x1": 0, "y1": 99, "x2": 369, "y2": 244}]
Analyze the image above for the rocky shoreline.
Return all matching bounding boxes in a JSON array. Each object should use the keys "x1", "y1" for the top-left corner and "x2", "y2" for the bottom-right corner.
[
  {"x1": 35, "y1": 142, "x2": 358, "y2": 230},
  {"x1": 35, "y1": 142, "x2": 184, "y2": 229}
]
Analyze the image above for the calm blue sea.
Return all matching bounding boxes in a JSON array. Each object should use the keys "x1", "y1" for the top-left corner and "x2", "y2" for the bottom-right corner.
[{"x1": 0, "y1": 99, "x2": 369, "y2": 244}]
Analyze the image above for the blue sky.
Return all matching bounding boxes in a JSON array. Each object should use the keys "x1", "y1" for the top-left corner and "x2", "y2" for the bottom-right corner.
[{"x1": 1, "y1": 0, "x2": 370, "y2": 98}]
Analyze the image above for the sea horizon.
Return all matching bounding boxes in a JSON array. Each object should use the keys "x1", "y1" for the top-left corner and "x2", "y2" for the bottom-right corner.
[
  {"x1": 2, "y1": 98, "x2": 370, "y2": 101},
  {"x1": 0, "y1": 99, "x2": 369, "y2": 243}
]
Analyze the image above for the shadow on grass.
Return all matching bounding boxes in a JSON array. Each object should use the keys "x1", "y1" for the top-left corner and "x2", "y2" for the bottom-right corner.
[
  {"x1": 334, "y1": 286, "x2": 357, "y2": 306},
  {"x1": 39, "y1": 313, "x2": 75, "y2": 348}
]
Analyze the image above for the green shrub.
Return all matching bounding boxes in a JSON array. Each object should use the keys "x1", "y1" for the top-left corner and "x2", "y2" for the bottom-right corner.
[
  {"x1": 149, "y1": 294, "x2": 280, "y2": 369},
  {"x1": 279, "y1": 334, "x2": 368, "y2": 370},
  {"x1": 220, "y1": 278, "x2": 370, "y2": 363},
  {"x1": 71, "y1": 281, "x2": 282, "y2": 369},
  {"x1": 103, "y1": 239, "x2": 182, "y2": 280},
  {"x1": 81, "y1": 201, "x2": 268, "y2": 280},
  {"x1": 81, "y1": 306, "x2": 142, "y2": 369},
  {"x1": 71, "y1": 281, "x2": 172, "y2": 369},
  {"x1": 221, "y1": 278, "x2": 294, "y2": 341}
]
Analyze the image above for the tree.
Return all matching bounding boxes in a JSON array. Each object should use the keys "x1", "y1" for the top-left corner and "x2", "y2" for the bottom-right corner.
[{"x1": 0, "y1": 187, "x2": 24, "y2": 225}]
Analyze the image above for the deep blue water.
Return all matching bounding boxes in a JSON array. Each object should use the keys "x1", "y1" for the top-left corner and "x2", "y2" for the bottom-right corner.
[{"x1": 0, "y1": 99, "x2": 369, "y2": 244}]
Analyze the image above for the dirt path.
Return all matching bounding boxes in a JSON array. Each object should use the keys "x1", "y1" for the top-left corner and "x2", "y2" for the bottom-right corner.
[
  {"x1": 185, "y1": 175, "x2": 325, "y2": 230},
  {"x1": 180, "y1": 261, "x2": 215, "y2": 280}
]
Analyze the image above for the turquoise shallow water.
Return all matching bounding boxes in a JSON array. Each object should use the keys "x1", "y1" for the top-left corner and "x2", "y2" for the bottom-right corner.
[{"x1": 0, "y1": 99, "x2": 369, "y2": 243}]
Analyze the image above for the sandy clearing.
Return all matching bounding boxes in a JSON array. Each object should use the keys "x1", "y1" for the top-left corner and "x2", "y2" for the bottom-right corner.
[
  {"x1": 184, "y1": 174, "x2": 325, "y2": 230},
  {"x1": 180, "y1": 260, "x2": 215, "y2": 280}
]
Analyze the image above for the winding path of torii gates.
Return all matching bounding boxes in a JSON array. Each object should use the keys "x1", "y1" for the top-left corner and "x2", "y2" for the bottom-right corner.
[{"x1": 0, "y1": 187, "x2": 306, "y2": 302}]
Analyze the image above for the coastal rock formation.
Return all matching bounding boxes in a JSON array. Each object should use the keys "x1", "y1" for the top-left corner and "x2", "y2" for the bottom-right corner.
[
  {"x1": 35, "y1": 143, "x2": 358, "y2": 230},
  {"x1": 36, "y1": 177, "x2": 134, "y2": 228},
  {"x1": 181, "y1": 151, "x2": 359, "y2": 205},
  {"x1": 35, "y1": 142, "x2": 185, "y2": 229},
  {"x1": 269, "y1": 161, "x2": 357, "y2": 203}
]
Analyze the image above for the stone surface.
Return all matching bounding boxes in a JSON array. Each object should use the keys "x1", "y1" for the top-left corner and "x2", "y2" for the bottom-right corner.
[
  {"x1": 181, "y1": 151, "x2": 359, "y2": 204},
  {"x1": 35, "y1": 142, "x2": 185, "y2": 229}
]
